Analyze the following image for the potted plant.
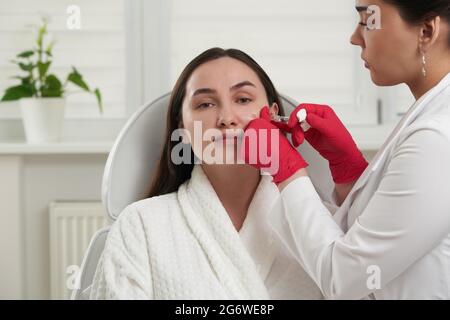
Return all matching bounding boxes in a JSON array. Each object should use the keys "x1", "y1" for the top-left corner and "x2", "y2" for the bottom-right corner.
[{"x1": 0, "y1": 17, "x2": 102, "y2": 143}]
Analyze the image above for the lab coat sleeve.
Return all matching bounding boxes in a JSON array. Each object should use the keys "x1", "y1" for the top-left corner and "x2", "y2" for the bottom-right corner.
[
  {"x1": 269, "y1": 126, "x2": 450, "y2": 299},
  {"x1": 89, "y1": 206, "x2": 153, "y2": 299}
]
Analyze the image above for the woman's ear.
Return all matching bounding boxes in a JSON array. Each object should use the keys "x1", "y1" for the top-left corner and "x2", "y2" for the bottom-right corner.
[
  {"x1": 419, "y1": 16, "x2": 441, "y2": 52},
  {"x1": 269, "y1": 102, "x2": 279, "y2": 118}
]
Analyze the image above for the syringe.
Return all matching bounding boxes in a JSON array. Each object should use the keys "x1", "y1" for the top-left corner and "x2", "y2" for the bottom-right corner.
[{"x1": 273, "y1": 109, "x2": 311, "y2": 131}]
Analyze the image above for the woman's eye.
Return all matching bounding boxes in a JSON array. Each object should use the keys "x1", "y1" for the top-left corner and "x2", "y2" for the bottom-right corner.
[
  {"x1": 359, "y1": 22, "x2": 369, "y2": 29},
  {"x1": 237, "y1": 97, "x2": 252, "y2": 104},
  {"x1": 197, "y1": 102, "x2": 214, "y2": 109}
]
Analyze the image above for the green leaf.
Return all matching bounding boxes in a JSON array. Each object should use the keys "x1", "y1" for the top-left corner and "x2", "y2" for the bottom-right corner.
[
  {"x1": 94, "y1": 88, "x2": 103, "y2": 113},
  {"x1": 71, "y1": 66, "x2": 80, "y2": 75},
  {"x1": 1, "y1": 85, "x2": 33, "y2": 101},
  {"x1": 9, "y1": 76, "x2": 34, "y2": 89},
  {"x1": 46, "y1": 74, "x2": 62, "y2": 89},
  {"x1": 18, "y1": 62, "x2": 34, "y2": 71},
  {"x1": 22, "y1": 77, "x2": 31, "y2": 86},
  {"x1": 37, "y1": 61, "x2": 51, "y2": 78},
  {"x1": 9, "y1": 75, "x2": 26, "y2": 81},
  {"x1": 45, "y1": 40, "x2": 55, "y2": 55},
  {"x1": 67, "y1": 68, "x2": 90, "y2": 91},
  {"x1": 36, "y1": 20, "x2": 47, "y2": 49},
  {"x1": 41, "y1": 90, "x2": 62, "y2": 98},
  {"x1": 17, "y1": 50, "x2": 34, "y2": 58},
  {"x1": 41, "y1": 74, "x2": 63, "y2": 97}
]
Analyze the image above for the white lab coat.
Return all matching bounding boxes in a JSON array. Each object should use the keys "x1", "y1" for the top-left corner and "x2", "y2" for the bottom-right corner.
[
  {"x1": 89, "y1": 164, "x2": 322, "y2": 299},
  {"x1": 269, "y1": 72, "x2": 450, "y2": 300}
]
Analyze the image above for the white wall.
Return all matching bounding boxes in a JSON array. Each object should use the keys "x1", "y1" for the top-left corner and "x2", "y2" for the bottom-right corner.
[
  {"x1": 0, "y1": 153, "x2": 107, "y2": 299},
  {"x1": 0, "y1": 156, "x2": 23, "y2": 298},
  {"x1": 167, "y1": 0, "x2": 378, "y2": 126}
]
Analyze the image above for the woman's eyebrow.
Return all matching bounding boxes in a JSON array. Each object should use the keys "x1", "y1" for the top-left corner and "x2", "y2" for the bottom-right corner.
[
  {"x1": 230, "y1": 81, "x2": 256, "y2": 91},
  {"x1": 355, "y1": 6, "x2": 368, "y2": 12},
  {"x1": 192, "y1": 88, "x2": 217, "y2": 97},
  {"x1": 192, "y1": 80, "x2": 256, "y2": 97}
]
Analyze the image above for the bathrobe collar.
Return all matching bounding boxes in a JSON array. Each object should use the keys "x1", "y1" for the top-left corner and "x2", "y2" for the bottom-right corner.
[{"x1": 177, "y1": 165, "x2": 279, "y2": 299}]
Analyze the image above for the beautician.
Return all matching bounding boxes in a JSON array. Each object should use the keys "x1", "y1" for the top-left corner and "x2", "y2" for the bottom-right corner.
[{"x1": 243, "y1": 0, "x2": 450, "y2": 299}]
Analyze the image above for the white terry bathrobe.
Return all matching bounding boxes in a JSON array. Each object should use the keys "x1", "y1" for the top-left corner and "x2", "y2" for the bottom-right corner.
[
  {"x1": 269, "y1": 72, "x2": 450, "y2": 299},
  {"x1": 89, "y1": 164, "x2": 322, "y2": 299}
]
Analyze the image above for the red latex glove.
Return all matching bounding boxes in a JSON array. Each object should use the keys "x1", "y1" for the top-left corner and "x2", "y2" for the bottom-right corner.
[
  {"x1": 241, "y1": 107, "x2": 308, "y2": 185},
  {"x1": 274, "y1": 103, "x2": 368, "y2": 184}
]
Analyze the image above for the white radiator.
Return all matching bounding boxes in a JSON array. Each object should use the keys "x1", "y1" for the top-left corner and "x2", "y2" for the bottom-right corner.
[{"x1": 49, "y1": 201, "x2": 107, "y2": 299}]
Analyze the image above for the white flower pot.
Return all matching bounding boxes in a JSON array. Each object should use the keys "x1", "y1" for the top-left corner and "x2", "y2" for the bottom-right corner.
[{"x1": 19, "y1": 97, "x2": 66, "y2": 143}]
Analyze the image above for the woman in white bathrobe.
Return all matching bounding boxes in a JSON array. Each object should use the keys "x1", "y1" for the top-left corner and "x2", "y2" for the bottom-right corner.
[
  {"x1": 89, "y1": 48, "x2": 323, "y2": 299},
  {"x1": 242, "y1": 0, "x2": 450, "y2": 299}
]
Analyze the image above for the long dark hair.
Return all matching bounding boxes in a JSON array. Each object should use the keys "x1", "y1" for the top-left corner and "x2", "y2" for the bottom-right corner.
[
  {"x1": 148, "y1": 47, "x2": 285, "y2": 197},
  {"x1": 384, "y1": 0, "x2": 450, "y2": 45}
]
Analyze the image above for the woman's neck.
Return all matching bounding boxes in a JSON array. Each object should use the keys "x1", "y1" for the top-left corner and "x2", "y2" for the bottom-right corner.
[{"x1": 201, "y1": 164, "x2": 261, "y2": 231}]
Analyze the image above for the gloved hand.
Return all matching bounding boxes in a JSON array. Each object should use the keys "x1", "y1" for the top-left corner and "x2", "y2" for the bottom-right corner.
[
  {"x1": 274, "y1": 103, "x2": 368, "y2": 184},
  {"x1": 241, "y1": 106, "x2": 308, "y2": 185}
]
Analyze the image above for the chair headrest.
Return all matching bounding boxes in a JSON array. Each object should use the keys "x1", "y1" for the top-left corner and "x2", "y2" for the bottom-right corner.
[{"x1": 102, "y1": 93, "x2": 333, "y2": 221}]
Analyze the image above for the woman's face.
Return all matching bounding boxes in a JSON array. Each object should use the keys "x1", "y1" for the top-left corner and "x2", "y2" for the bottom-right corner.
[
  {"x1": 350, "y1": 0, "x2": 422, "y2": 86},
  {"x1": 181, "y1": 57, "x2": 278, "y2": 164}
]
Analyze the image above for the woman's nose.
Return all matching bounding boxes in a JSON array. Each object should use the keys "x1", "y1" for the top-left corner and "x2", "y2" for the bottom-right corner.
[
  {"x1": 217, "y1": 107, "x2": 238, "y2": 128},
  {"x1": 350, "y1": 27, "x2": 364, "y2": 48}
]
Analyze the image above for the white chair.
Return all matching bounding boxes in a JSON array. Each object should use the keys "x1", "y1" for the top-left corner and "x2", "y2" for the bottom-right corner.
[{"x1": 71, "y1": 92, "x2": 334, "y2": 299}]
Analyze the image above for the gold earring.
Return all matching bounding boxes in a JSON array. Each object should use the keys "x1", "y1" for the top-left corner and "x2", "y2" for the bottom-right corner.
[{"x1": 421, "y1": 52, "x2": 427, "y2": 77}]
